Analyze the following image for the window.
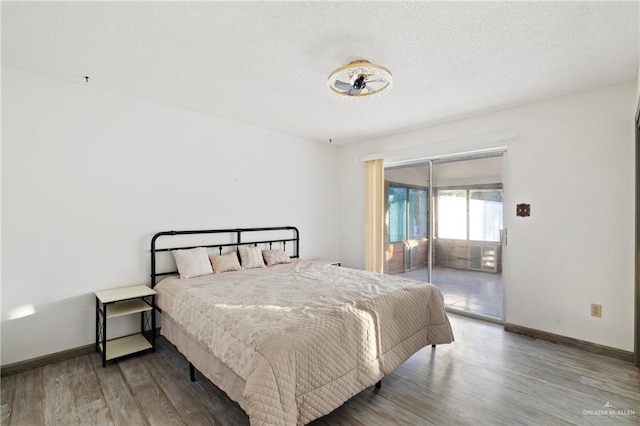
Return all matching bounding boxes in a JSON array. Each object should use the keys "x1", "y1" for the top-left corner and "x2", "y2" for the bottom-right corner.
[
  {"x1": 388, "y1": 185, "x2": 428, "y2": 243},
  {"x1": 388, "y1": 187, "x2": 407, "y2": 242},
  {"x1": 436, "y1": 187, "x2": 502, "y2": 242},
  {"x1": 408, "y1": 188, "x2": 428, "y2": 239},
  {"x1": 436, "y1": 190, "x2": 467, "y2": 240},
  {"x1": 469, "y1": 189, "x2": 503, "y2": 242}
]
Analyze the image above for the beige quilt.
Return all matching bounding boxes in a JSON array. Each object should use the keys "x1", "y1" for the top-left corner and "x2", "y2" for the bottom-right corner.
[{"x1": 156, "y1": 260, "x2": 453, "y2": 425}]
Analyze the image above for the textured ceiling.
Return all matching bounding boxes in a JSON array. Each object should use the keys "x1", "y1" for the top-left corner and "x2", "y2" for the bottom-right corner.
[{"x1": 2, "y1": 1, "x2": 638, "y2": 144}]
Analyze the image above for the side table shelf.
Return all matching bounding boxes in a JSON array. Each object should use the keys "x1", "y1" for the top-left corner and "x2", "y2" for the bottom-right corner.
[{"x1": 95, "y1": 284, "x2": 156, "y2": 367}]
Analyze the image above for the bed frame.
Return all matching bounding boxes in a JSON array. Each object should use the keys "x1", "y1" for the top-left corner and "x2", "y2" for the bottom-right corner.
[
  {"x1": 150, "y1": 226, "x2": 299, "y2": 288},
  {"x1": 149, "y1": 226, "x2": 390, "y2": 396}
]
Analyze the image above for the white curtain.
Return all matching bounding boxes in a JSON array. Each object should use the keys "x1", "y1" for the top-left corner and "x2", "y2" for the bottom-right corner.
[{"x1": 364, "y1": 159, "x2": 384, "y2": 273}]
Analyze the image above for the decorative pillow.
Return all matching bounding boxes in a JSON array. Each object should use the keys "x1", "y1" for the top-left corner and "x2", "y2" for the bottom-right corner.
[
  {"x1": 262, "y1": 249, "x2": 291, "y2": 267},
  {"x1": 172, "y1": 247, "x2": 213, "y2": 279},
  {"x1": 238, "y1": 246, "x2": 266, "y2": 269},
  {"x1": 209, "y1": 252, "x2": 241, "y2": 273}
]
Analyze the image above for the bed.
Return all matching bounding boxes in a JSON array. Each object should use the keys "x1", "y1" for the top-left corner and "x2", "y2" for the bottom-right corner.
[{"x1": 151, "y1": 227, "x2": 454, "y2": 426}]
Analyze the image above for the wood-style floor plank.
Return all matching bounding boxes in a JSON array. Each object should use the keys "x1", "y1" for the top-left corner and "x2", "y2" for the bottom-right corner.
[
  {"x1": 323, "y1": 388, "x2": 433, "y2": 426},
  {"x1": 1, "y1": 373, "x2": 15, "y2": 425},
  {"x1": 144, "y1": 348, "x2": 219, "y2": 425},
  {"x1": 158, "y1": 342, "x2": 248, "y2": 426},
  {"x1": 42, "y1": 360, "x2": 79, "y2": 425},
  {"x1": 2, "y1": 314, "x2": 639, "y2": 425},
  {"x1": 69, "y1": 356, "x2": 111, "y2": 425},
  {"x1": 89, "y1": 351, "x2": 147, "y2": 426},
  {"x1": 9, "y1": 366, "x2": 44, "y2": 426},
  {"x1": 118, "y1": 356, "x2": 184, "y2": 426}
]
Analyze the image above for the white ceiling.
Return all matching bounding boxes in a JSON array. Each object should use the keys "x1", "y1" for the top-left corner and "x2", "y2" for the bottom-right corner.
[{"x1": 2, "y1": 1, "x2": 638, "y2": 145}]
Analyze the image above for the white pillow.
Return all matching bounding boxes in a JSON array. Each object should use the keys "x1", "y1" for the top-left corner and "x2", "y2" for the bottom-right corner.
[
  {"x1": 238, "y1": 246, "x2": 266, "y2": 269},
  {"x1": 209, "y1": 252, "x2": 241, "y2": 273},
  {"x1": 172, "y1": 247, "x2": 213, "y2": 279}
]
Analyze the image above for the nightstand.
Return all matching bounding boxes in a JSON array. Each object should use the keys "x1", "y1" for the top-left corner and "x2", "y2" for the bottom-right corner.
[
  {"x1": 310, "y1": 258, "x2": 342, "y2": 266},
  {"x1": 95, "y1": 284, "x2": 156, "y2": 367}
]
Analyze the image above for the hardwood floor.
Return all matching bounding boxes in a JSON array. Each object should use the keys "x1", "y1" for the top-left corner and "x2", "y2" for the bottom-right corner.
[{"x1": 2, "y1": 314, "x2": 639, "y2": 425}]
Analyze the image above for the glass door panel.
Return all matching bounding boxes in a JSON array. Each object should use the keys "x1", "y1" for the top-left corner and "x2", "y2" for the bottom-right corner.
[
  {"x1": 384, "y1": 155, "x2": 505, "y2": 322},
  {"x1": 384, "y1": 167, "x2": 430, "y2": 277},
  {"x1": 431, "y1": 156, "x2": 504, "y2": 320}
]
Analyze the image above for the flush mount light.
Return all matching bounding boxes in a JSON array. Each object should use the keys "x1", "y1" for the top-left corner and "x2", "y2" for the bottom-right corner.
[{"x1": 327, "y1": 60, "x2": 392, "y2": 98}]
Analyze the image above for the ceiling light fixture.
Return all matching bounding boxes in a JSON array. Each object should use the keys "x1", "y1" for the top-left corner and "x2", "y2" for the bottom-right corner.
[{"x1": 327, "y1": 60, "x2": 392, "y2": 99}]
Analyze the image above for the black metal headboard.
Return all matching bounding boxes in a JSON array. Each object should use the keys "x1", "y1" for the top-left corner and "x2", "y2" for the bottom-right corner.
[{"x1": 150, "y1": 226, "x2": 299, "y2": 287}]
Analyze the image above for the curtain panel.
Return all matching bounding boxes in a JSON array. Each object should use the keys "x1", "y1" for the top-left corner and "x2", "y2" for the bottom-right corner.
[{"x1": 364, "y1": 159, "x2": 384, "y2": 273}]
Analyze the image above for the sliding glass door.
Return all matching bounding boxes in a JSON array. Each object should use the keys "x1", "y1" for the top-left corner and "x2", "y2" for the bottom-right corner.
[
  {"x1": 384, "y1": 168, "x2": 430, "y2": 276},
  {"x1": 384, "y1": 153, "x2": 505, "y2": 321}
]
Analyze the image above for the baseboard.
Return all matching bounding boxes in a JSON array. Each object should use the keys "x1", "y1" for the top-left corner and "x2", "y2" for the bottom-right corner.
[
  {"x1": 1, "y1": 344, "x2": 95, "y2": 377},
  {"x1": 1, "y1": 328, "x2": 162, "y2": 377},
  {"x1": 504, "y1": 323, "x2": 633, "y2": 363}
]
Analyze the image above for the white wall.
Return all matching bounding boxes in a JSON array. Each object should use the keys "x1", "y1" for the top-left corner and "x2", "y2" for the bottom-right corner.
[
  {"x1": 1, "y1": 67, "x2": 340, "y2": 365},
  {"x1": 339, "y1": 82, "x2": 636, "y2": 352}
]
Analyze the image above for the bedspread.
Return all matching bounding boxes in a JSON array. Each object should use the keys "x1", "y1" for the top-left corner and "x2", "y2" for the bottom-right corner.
[{"x1": 156, "y1": 260, "x2": 453, "y2": 425}]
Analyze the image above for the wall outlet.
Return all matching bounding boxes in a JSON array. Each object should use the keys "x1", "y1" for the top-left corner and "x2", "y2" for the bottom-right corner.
[{"x1": 591, "y1": 303, "x2": 602, "y2": 318}]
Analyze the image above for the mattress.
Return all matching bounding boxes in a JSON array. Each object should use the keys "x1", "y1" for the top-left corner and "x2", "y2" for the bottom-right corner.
[{"x1": 156, "y1": 260, "x2": 453, "y2": 425}]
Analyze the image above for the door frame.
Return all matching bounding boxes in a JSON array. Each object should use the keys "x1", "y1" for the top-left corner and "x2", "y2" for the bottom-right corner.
[
  {"x1": 385, "y1": 149, "x2": 507, "y2": 322},
  {"x1": 635, "y1": 96, "x2": 639, "y2": 367}
]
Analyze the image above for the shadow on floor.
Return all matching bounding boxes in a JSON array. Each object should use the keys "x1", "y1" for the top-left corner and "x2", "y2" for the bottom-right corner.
[{"x1": 397, "y1": 266, "x2": 503, "y2": 320}]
